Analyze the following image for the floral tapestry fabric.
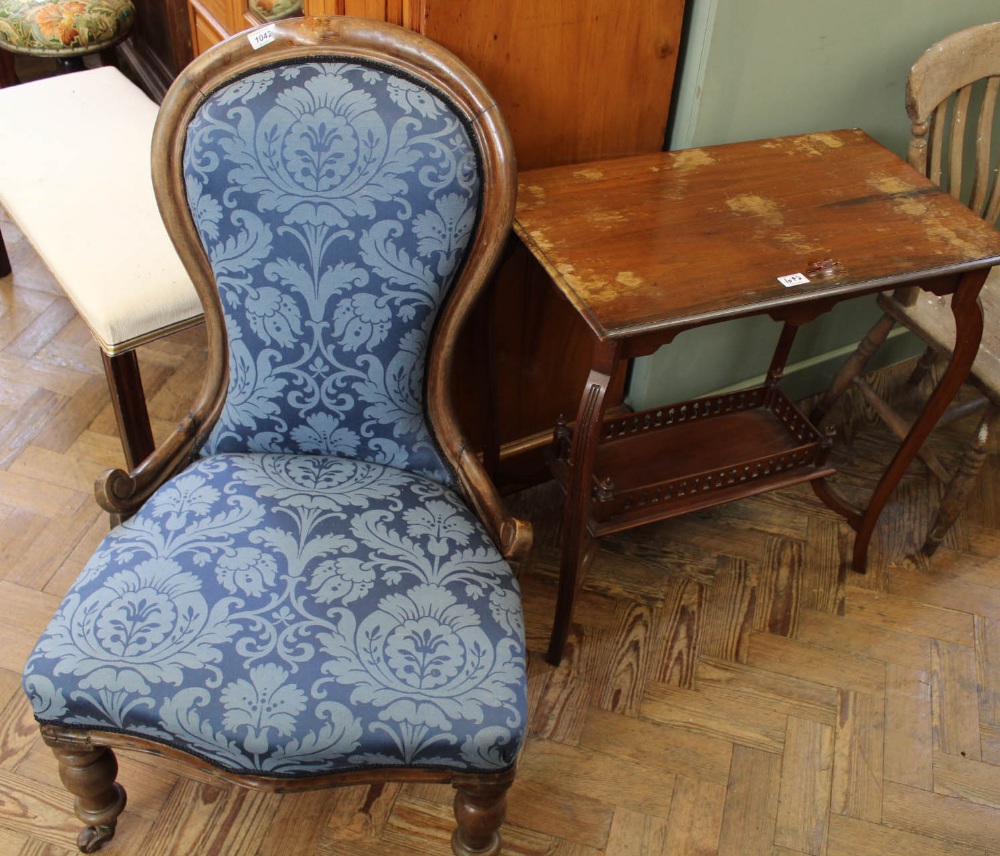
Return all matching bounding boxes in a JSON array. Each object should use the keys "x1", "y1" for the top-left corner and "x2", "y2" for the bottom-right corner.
[
  {"x1": 188, "y1": 61, "x2": 481, "y2": 485},
  {"x1": 0, "y1": 0, "x2": 134, "y2": 56},
  {"x1": 24, "y1": 454, "x2": 527, "y2": 775}
]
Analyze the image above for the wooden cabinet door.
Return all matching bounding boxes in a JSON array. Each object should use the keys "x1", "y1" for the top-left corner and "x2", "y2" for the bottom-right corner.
[
  {"x1": 304, "y1": 0, "x2": 416, "y2": 25},
  {"x1": 189, "y1": 2, "x2": 229, "y2": 55},
  {"x1": 421, "y1": 1, "x2": 685, "y2": 169}
]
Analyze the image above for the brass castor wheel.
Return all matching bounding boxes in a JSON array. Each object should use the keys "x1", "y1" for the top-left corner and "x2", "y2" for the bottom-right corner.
[{"x1": 77, "y1": 823, "x2": 116, "y2": 853}]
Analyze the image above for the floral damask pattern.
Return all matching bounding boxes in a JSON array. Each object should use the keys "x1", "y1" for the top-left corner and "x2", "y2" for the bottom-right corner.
[
  {"x1": 187, "y1": 61, "x2": 481, "y2": 484},
  {"x1": 24, "y1": 454, "x2": 526, "y2": 774},
  {"x1": 23, "y1": 61, "x2": 526, "y2": 780},
  {"x1": 0, "y1": 0, "x2": 134, "y2": 56}
]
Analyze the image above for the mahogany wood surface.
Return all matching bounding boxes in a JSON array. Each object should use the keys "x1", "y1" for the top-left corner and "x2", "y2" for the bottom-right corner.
[
  {"x1": 515, "y1": 129, "x2": 1000, "y2": 343},
  {"x1": 515, "y1": 129, "x2": 1000, "y2": 664}
]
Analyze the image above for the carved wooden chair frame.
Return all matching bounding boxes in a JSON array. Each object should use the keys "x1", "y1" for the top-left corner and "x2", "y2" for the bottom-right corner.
[{"x1": 40, "y1": 16, "x2": 532, "y2": 855}]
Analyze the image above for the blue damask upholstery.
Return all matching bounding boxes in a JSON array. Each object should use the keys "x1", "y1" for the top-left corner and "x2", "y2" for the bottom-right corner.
[
  {"x1": 24, "y1": 454, "x2": 525, "y2": 774},
  {"x1": 192, "y1": 61, "x2": 479, "y2": 484},
  {"x1": 23, "y1": 57, "x2": 526, "y2": 783}
]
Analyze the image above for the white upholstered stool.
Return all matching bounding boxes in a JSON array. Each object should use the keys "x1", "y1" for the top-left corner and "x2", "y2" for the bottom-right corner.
[{"x1": 0, "y1": 66, "x2": 201, "y2": 468}]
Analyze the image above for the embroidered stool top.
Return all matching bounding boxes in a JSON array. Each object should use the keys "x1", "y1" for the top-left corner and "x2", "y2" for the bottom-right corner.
[{"x1": 0, "y1": 0, "x2": 134, "y2": 58}]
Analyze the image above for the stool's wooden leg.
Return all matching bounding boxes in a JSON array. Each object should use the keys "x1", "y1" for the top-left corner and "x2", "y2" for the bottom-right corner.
[
  {"x1": 57, "y1": 56, "x2": 86, "y2": 74},
  {"x1": 101, "y1": 350, "x2": 155, "y2": 470},
  {"x1": 0, "y1": 228, "x2": 11, "y2": 278},
  {"x1": 0, "y1": 49, "x2": 16, "y2": 88},
  {"x1": 98, "y1": 47, "x2": 120, "y2": 69}
]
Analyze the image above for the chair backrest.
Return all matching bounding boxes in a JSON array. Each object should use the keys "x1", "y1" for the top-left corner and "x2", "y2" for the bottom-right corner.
[
  {"x1": 151, "y1": 17, "x2": 516, "y2": 486},
  {"x1": 906, "y1": 21, "x2": 1000, "y2": 226}
]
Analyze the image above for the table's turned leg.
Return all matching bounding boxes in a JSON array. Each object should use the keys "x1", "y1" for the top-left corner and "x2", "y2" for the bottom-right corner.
[
  {"x1": 851, "y1": 269, "x2": 987, "y2": 571},
  {"x1": 548, "y1": 342, "x2": 619, "y2": 666}
]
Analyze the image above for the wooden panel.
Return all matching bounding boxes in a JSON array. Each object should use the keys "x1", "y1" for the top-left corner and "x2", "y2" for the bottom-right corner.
[
  {"x1": 344, "y1": 0, "x2": 394, "y2": 19},
  {"x1": 193, "y1": 0, "x2": 240, "y2": 32},
  {"x1": 422, "y1": 0, "x2": 685, "y2": 170},
  {"x1": 190, "y1": 4, "x2": 228, "y2": 56},
  {"x1": 121, "y1": 0, "x2": 193, "y2": 100},
  {"x1": 305, "y1": 0, "x2": 412, "y2": 28}
]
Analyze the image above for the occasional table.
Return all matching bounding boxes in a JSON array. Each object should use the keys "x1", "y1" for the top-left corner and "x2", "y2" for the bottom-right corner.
[{"x1": 513, "y1": 129, "x2": 1000, "y2": 664}]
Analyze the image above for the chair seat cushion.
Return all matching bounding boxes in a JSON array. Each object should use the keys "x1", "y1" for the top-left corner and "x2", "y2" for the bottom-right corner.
[
  {"x1": 23, "y1": 453, "x2": 527, "y2": 777},
  {"x1": 0, "y1": 0, "x2": 134, "y2": 57}
]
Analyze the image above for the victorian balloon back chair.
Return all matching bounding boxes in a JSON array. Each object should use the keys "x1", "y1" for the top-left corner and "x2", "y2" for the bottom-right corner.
[
  {"x1": 22, "y1": 16, "x2": 531, "y2": 855},
  {"x1": 811, "y1": 21, "x2": 1000, "y2": 555}
]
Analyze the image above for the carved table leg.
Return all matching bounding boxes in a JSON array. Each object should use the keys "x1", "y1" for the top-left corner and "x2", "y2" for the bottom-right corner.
[
  {"x1": 852, "y1": 270, "x2": 987, "y2": 571},
  {"x1": 452, "y1": 777, "x2": 512, "y2": 856},
  {"x1": 548, "y1": 340, "x2": 619, "y2": 665},
  {"x1": 47, "y1": 741, "x2": 127, "y2": 853}
]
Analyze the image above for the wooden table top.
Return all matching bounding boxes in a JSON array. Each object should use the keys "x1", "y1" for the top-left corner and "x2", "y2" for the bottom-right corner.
[{"x1": 513, "y1": 129, "x2": 1000, "y2": 341}]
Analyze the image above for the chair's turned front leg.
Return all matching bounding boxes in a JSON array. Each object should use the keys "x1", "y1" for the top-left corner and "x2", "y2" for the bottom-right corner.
[
  {"x1": 452, "y1": 777, "x2": 512, "y2": 856},
  {"x1": 46, "y1": 740, "x2": 127, "y2": 853},
  {"x1": 924, "y1": 401, "x2": 1000, "y2": 556}
]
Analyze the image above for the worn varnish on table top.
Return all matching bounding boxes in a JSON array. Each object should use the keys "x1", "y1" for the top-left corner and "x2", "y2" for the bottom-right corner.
[{"x1": 514, "y1": 129, "x2": 1000, "y2": 343}]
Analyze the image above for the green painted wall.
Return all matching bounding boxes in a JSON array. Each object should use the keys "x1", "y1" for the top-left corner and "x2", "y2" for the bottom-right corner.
[{"x1": 628, "y1": 0, "x2": 1000, "y2": 410}]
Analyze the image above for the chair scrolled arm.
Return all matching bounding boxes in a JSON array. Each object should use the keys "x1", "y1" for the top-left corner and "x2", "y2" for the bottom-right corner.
[
  {"x1": 451, "y1": 443, "x2": 533, "y2": 563},
  {"x1": 93, "y1": 410, "x2": 205, "y2": 517}
]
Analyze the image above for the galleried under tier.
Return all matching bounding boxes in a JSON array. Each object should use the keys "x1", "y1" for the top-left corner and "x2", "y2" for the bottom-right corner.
[{"x1": 550, "y1": 384, "x2": 836, "y2": 536}]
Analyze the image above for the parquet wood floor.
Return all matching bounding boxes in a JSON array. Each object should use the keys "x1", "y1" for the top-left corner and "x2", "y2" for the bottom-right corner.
[{"x1": 3, "y1": 206, "x2": 1000, "y2": 855}]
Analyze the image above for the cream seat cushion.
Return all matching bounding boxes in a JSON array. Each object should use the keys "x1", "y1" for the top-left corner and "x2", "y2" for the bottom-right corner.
[{"x1": 0, "y1": 66, "x2": 200, "y2": 354}]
